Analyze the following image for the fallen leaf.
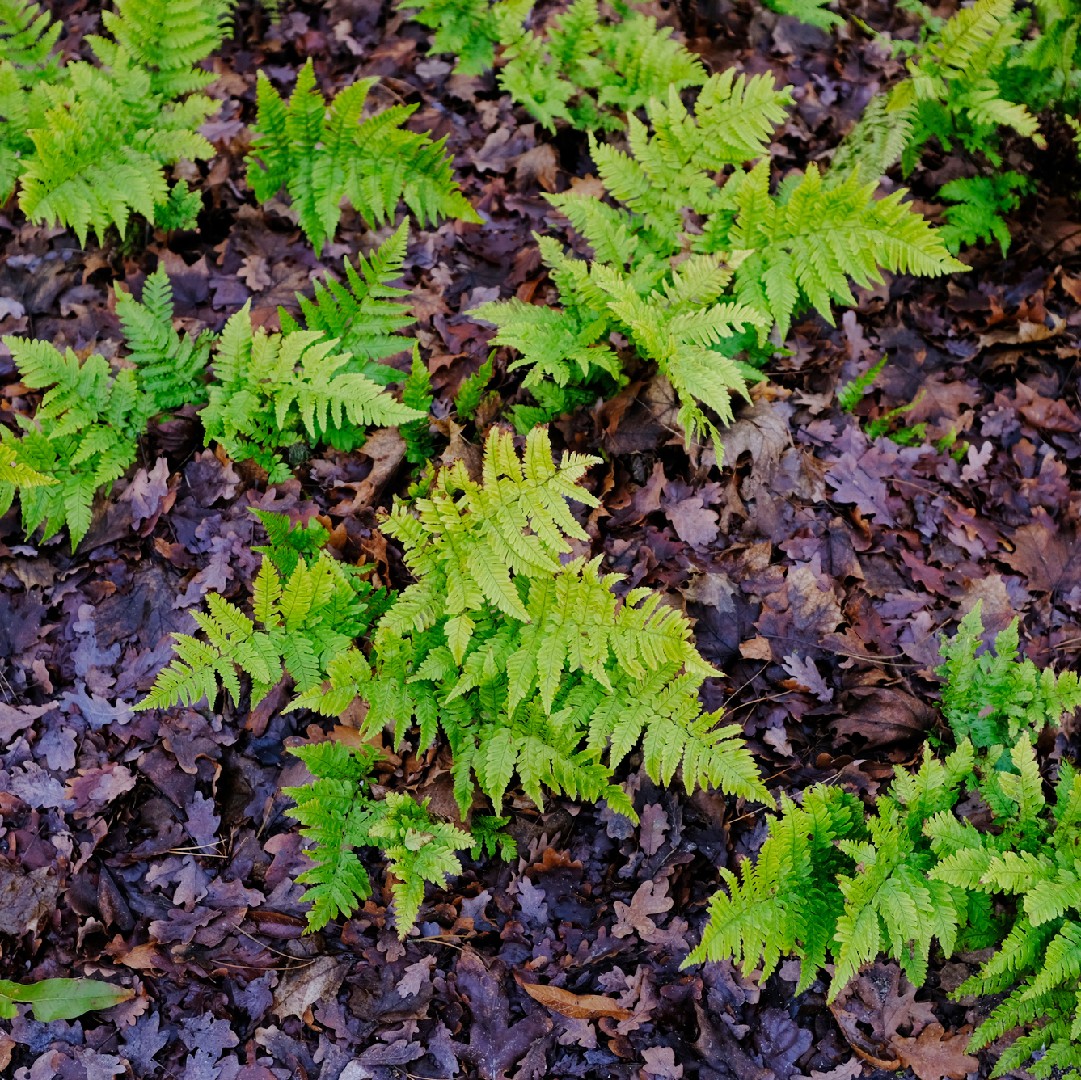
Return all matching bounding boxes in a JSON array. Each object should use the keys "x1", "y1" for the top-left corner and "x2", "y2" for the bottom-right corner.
[
  {"x1": 0, "y1": 862, "x2": 59, "y2": 936},
  {"x1": 641, "y1": 1045, "x2": 684, "y2": 1078},
  {"x1": 612, "y1": 880, "x2": 674, "y2": 939},
  {"x1": 829, "y1": 963, "x2": 936, "y2": 1068},
  {"x1": 514, "y1": 974, "x2": 631, "y2": 1021},
  {"x1": 892, "y1": 1023, "x2": 978, "y2": 1080},
  {"x1": 272, "y1": 956, "x2": 347, "y2": 1022}
]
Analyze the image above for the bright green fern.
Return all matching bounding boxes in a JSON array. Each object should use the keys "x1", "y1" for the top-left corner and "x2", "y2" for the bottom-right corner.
[
  {"x1": 495, "y1": 0, "x2": 707, "y2": 133},
  {"x1": 473, "y1": 69, "x2": 962, "y2": 444},
  {"x1": 200, "y1": 303, "x2": 426, "y2": 483},
  {"x1": 247, "y1": 59, "x2": 480, "y2": 254},
  {"x1": 687, "y1": 602, "x2": 1081, "y2": 1077},
  {"x1": 397, "y1": 0, "x2": 706, "y2": 131},
  {"x1": 292, "y1": 426, "x2": 769, "y2": 819},
  {"x1": 937, "y1": 172, "x2": 1032, "y2": 255},
  {"x1": 278, "y1": 222, "x2": 415, "y2": 385},
  {"x1": 2, "y1": 0, "x2": 225, "y2": 245}
]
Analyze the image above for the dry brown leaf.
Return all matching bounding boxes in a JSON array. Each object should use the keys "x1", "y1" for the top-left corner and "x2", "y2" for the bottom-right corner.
[
  {"x1": 892, "y1": 1023, "x2": 978, "y2": 1080},
  {"x1": 829, "y1": 962, "x2": 936, "y2": 1068},
  {"x1": 513, "y1": 973, "x2": 631, "y2": 1021},
  {"x1": 272, "y1": 956, "x2": 347, "y2": 1022}
]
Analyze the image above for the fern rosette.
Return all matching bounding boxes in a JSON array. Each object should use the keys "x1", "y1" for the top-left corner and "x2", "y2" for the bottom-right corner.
[
  {"x1": 293, "y1": 426, "x2": 768, "y2": 819},
  {"x1": 474, "y1": 68, "x2": 964, "y2": 445}
]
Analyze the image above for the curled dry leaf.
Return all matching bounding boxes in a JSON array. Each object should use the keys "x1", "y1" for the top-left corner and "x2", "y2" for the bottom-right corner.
[{"x1": 513, "y1": 971, "x2": 631, "y2": 1021}]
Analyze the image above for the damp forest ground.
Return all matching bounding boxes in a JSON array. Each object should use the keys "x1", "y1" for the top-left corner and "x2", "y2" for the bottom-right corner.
[{"x1": 2, "y1": 2, "x2": 1081, "y2": 1078}]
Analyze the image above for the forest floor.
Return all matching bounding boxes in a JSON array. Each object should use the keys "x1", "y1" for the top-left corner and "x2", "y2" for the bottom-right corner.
[{"x1": 2, "y1": 1, "x2": 1081, "y2": 1078}]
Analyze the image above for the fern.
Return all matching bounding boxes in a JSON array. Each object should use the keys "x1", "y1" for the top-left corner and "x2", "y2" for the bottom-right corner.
[
  {"x1": 937, "y1": 171, "x2": 1031, "y2": 255},
  {"x1": 396, "y1": 0, "x2": 515, "y2": 75},
  {"x1": 933, "y1": 756, "x2": 1081, "y2": 1078},
  {"x1": 687, "y1": 603, "x2": 1081, "y2": 1035},
  {"x1": 837, "y1": 355, "x2": 887, "y2": 412},
  {"x1": 938, "y1": 601, "x2": 1081, "y2": 750},
  {"x1": 200, "y1": 304, "x2": 426, "y2": 483},
  {"x1": 474, "y1": 70, "x2": 961, "y2": 445},
  {"x1": 292, "y1": 426, "x2": 769, "y2": 819},
  {"x1": 137, "y1": 511, "x2": 388, "y2": 711},
  {"x1": 0, "y1": 0, "x2": 60, "y2": 76},
  {"x1": 400, "y1": 346, "x2": 436, "y2": 465},
  {"x1": 279, "y1": 222, "x2": 415, "y2": 385},
  {"x1": 0, "y1": 338, "x2": 145, "y2": 547},
  {"x1": 763, "y1": 0, "x2": 840, "y2": 30},
  {"x1": 90, "y1": 0, "x2": 232, "y2": 98},
  {"x1": 3, "y1": 0, "x2": 223, "y2": 244},
  {"x1": 284, "y1": 741, "x2": 471, "y2": 935},
  {"x1": 115, "y1": 269, "x2": 214, "y2": 413},
  {"x1": 496, "y1": 0, "x2": 707, "y2": 133},
  {"x1": 247, "y1": 59, "x2": 479, "y2": 254},
  {"x1": 831, "y1": 0, "x2": 1064, "y2": 189},
  {"x1": 398, "y1": 0, "x2": 706, "y2": 130},
  {"x1": 368, "y1": 793, "x2": 472, "y2": 934},
  {"x1": 454, "y1": 351, "x2": 495, "y2": 422}
]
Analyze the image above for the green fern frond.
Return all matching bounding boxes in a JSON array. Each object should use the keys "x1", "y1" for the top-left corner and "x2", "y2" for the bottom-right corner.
[
  {"x1": 92, "y1": 0, "x2": 232, "y2": 98},
  {"x1": 939, "y1": 602, "x2": 1081, "y2": 749},
  {"x1": 137, "y1": 516, "x2": 383, "y2": 711},
  {"x1": 396, "y1": 0, "x2": 512, "y2": 75},
  {"x1": 298, "y1": 426, "x2": 765, "y2": 823},
  {"x1": 764, "y1": 0, "x2": 840, "y2": 30},
  {"x1": 285, "y1": 743, "x2": 470, "y2": 936},
  {"x1": 17, "y1": 57, "x2": 215, "y2": 245},
  {"x1": 369, "y1": 793, "x2": 471, "y2": 936},
  {"x1": 496, "y1": 0, "x2": 706, "y2": 133},
  {"x1": 279, "y1": 222, "x2": 414, "y2": 382},
  {"x1": 201, "y1": 304, "x2": 426, "y2": 481},
  {"x1": 475, "y1": 67, "x2": 958, "y2": 448},
  {"x1": 115, "y1": 268, "x2": 213, "y2": 413},
  {"x1": 247, "y1": 60, "x2": 479, "y2": 254},
  {"x1": 937, "y1": 171, "x2": 1031, "y2": 255},
  {"x1": 2, "y1": 336, "x2": 146, "y2": 547}
]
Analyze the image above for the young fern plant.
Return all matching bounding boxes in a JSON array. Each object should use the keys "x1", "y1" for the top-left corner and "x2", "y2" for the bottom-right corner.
[
  {"x1": 398, "y1": 0, "x2": 706, "y2": 132},
  {"x1": 1, "y1": 0, "x2": 229, "y2": 244},
  {"x1": 494, "y1": 0, "x2": 707, "y2": 133},
  {"x1": 292, "y1": 425, "x2": 769, "y2": 820},
  {"x1": 1, "y1": 232, "x2": 421, "y2": 546},
  {"x1": 247, "y1": 59, "x2": 480, "y2": 254},
  {"x1": 284, "y1": 741, "x2": 472, "y2": 936},
  {"x1": 200, "y1": 305, "x2": 425, "y2": 483},
  {"x1": 278, "y1": 221, "x2": 415, "y2": 385},
  {"x1": 685, "y1": 604, "x2": 1081, "y2": 1078},
  {"x1": 473, "y1": 69, "x2": 963, "y2": 445}
]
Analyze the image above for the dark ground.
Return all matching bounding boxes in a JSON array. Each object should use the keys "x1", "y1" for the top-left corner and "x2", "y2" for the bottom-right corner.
[{"x1": 2, "y1": 1, "x2": 1081, "y2": 1077}]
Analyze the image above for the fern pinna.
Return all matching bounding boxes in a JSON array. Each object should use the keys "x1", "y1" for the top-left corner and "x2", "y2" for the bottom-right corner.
[
  {"x1": 292, "y1": 426, "x2": 768, "y2": 820},
  {"x1": 1, "y1": 0, "x2": 228, "y2": 244},
  {"x1": 247, "y1": 59, "x2": 480, "y2": 254},
  {"x1": 686, "y1": 604, "x2": 1081, "y2": 1077},
  {"x1": 473, "y1": 69, "x2": 963, "y2": 445}
]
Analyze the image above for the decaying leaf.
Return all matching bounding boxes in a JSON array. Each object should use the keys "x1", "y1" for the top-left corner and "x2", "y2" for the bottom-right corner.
[{"x1": 513, "y1": 972, "x2": 631, "y2": 1021}]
